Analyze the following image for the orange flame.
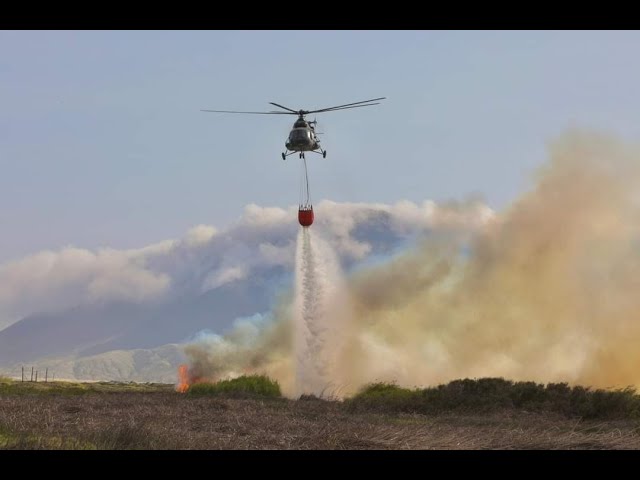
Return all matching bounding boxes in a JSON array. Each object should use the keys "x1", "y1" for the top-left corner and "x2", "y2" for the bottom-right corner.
[{"x1": 176, "y1": 364, "x2": 190, "y2": 393}]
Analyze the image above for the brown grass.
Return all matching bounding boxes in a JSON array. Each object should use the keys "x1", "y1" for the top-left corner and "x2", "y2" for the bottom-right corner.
[{"x1": 1, "y1": 391, "x2": 639, "y2": 449}]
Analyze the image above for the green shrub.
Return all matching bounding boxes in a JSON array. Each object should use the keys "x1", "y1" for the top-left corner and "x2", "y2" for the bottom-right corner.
[
  {"x1": 509, "y1": 381, "x2": 547, "y2": 408},
  {"x1": 355, "y1": 382, "x2": 415, "y2": 400},
  {"x1": 346, "y1": 377, "x2": 640, "y2": 419},
  {"x1": 432, "y1": 377, "x2": 515, "y2": 411},
  {"x1": 347, "y1": 382, "x2": 422, "y2": 413},
  {"x1": 569, "y1": 386, "x2": 639, "y2": 419},
  {"x1": 188, "y1": 375, "x2": 281, "y2": 398}
]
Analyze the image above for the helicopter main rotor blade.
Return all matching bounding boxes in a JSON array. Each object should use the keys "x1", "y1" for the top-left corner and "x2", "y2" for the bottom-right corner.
[
  {"x1": 306, "y1": 102, "x2": 382, "y2": 114},
  {"x1": 307, "y1": 97, "x2": 386, "y2": 114},
  {"x1": 268, "y1": 102, "x2": 299, "y2": 113},
  {"x1": 200, "y1": 109, "x2": 295, "y2": 115}
]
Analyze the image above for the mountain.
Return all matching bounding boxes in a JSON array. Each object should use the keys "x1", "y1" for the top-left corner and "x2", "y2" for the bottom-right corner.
[{"x1": 0, "y1": 265, "x2": 286, "y2": 365}]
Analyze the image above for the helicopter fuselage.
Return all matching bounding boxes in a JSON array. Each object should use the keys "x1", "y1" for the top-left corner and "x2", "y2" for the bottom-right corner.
[
  {"x1": 285, "y1": 117, "x2": 320, "y2": 152},
  {"x1": 285, "y1": 126, "x2": 319, "y2": 152}
]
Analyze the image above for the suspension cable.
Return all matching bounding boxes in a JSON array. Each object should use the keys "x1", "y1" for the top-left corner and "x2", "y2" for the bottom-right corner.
[{"x1": 303, "y1": 157, "x2": 311, "y2": 207}]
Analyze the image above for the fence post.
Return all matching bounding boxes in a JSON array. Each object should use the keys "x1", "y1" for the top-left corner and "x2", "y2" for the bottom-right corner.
[
  {"x1": 45, "y1": 368, "x2": 48, "y2": 383},
  {"x1": 22, "y1": 366, "x2": 24, "y2": 383},
  {"x1": 31, "y1": 367, "x2": 34, "y2": 382}
]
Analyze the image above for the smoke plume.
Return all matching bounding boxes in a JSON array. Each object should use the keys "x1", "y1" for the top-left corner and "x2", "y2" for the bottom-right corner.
[
  {"x1": 184, "y1": 131, "x2": 640, "y2": 397},
  {"x1": 0, "y1": 199, "x2": 488, "y2": 331}
]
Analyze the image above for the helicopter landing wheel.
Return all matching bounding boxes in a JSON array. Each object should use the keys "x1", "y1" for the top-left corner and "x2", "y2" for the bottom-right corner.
[
  {"x1": 323, "y1": 150, "x2": 327, "y2": 158},
  {"x1": 282, "y1": 152, "x2": 286, "y2": 160}
]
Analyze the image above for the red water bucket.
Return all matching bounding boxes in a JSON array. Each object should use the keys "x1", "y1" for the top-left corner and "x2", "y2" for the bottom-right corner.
[{"x1": 298, "y1": 206, "x2": 314, "y2": 227}]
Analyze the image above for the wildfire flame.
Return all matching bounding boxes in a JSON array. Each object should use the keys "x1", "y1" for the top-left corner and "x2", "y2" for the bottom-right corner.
[{"x1": 176, "y1": 364, "x2": 190, "y2": 393}]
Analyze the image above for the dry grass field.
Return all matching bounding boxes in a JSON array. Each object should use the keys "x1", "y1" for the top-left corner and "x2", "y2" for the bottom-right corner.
[{"x1": 1, "y1": 376, "x2": 639, "y2": 449}]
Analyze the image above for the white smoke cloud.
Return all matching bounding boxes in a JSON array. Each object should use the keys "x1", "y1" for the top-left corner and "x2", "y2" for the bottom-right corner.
[
  {"x1": 0, "y1": 200, "x2": 493, "y2": 331},
  {"x1": 202, "y1": 266, "x2": 247, "y2": 291},
  {"x1": 0, "y1": 247, "x2": 171, "y2": 330},
  {"x1": 185, "y1": 224, "x2": 218, "y2": 247}
]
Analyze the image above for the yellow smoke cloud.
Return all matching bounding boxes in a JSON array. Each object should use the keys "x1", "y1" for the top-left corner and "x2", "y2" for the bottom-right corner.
[{"x1": 186, "y1": 131, "x2": 640, "y2": 397}]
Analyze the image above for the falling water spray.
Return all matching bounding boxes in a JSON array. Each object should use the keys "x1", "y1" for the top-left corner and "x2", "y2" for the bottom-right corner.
[{"x1": 293, "y1": 227, "x2": 351, "y2": 397}]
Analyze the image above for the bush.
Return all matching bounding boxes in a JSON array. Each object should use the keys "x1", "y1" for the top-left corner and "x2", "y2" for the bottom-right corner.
[
  {"x1": 569, "y1": 386, "x2": 639, "y2": 419},
  {"x1": 346, "y1": 377, "x2": 640, "y2": 419},
  {"x1": 347, "y1": 382, "x2": 421, "y2": 412},
  {"x1": 431, "y1": 378, "x2": 515, "y2": 411},
  {"x1": 188, "y1": 375, "x2": 281, "y2": 399}
]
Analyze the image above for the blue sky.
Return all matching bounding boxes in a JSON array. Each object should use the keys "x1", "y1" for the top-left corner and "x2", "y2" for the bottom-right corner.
[{"x1": 2, "y1": 30, "x2": 640, "y2": 262}]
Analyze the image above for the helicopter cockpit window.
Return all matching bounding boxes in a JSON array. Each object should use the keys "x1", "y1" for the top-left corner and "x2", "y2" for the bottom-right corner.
[{"x1": 289, "y1": 128, "x2": 310, "y2": 143}]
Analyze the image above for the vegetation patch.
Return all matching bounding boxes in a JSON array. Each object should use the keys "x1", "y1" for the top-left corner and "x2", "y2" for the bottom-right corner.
[
  {"x1": 0, "y1": 378, "x2": 172, "y2": 396},
  {"x1": 0, "y1": 422, "x2": 94, "y2": 449},
  {"x1": 188, "y1": 375, "x2": 282, "y2": 399},
  {"x1": 346, "y1": 378, "x2": 640, "y2": 419}
]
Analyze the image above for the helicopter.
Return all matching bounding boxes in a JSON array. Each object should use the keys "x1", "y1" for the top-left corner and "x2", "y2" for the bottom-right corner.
[{"x1": 201, "y1": 97, "x2": 385, "y2": 160}]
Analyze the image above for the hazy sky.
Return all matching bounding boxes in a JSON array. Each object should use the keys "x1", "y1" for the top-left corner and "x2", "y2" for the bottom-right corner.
[{"x1": 2, "y1": 30, "x2": 640, "y2": 261}]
